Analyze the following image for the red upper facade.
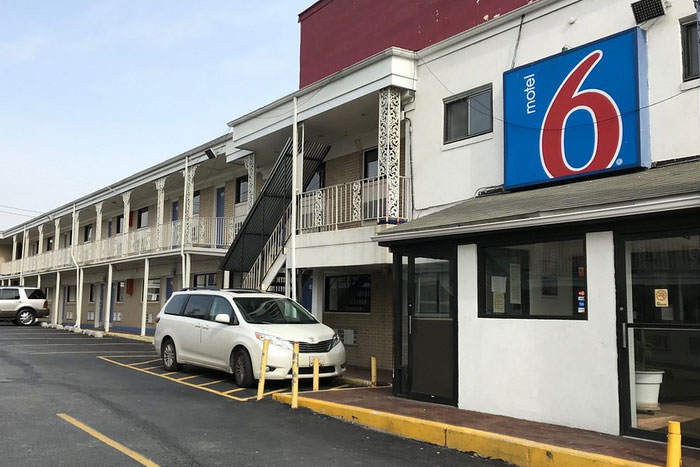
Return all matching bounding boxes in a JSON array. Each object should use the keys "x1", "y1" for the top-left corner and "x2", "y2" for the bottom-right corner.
[{"x1": 298, "y1": 0, "x2": 532, "y2": 88}]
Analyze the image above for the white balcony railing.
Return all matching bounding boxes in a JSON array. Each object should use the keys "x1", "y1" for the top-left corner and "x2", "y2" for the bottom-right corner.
[
  {"x1": 0, "y1": 217, "x2": 241, "y2": 277},
  {"x1": 297, "y1": 175, "x2": 410, "y2": 232}
]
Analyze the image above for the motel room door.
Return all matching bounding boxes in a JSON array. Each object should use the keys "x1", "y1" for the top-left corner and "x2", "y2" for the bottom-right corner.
[{"x1": 396, "y1": 247, "x2": 457, "y2": 405}]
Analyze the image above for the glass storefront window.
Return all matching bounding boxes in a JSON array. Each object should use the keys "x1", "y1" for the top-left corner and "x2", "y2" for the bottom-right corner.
[{"x1": 481, "y1": 238, "x2": 587, "y2": 318}]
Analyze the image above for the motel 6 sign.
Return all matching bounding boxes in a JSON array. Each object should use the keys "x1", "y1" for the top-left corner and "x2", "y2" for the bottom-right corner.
[{"x1": 503, "y1": 28, "x2": 650, "y2": 189}]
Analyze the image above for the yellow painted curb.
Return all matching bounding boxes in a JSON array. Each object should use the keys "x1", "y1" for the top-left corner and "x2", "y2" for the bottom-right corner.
[
  {"x1": 105, "y1": 332, "x2": 154, "y2": 343},
  {"x1": 272, "y1": 393, "x2": 660, "y2": 467}
]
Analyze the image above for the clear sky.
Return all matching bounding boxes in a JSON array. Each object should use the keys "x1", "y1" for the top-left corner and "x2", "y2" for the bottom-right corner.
[{"x1": 0, "y1": 0, "x2": 312, "y2": 230}]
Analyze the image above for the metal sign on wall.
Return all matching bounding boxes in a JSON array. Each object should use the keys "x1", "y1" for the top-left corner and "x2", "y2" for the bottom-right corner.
[{"x1": 503, "y1": 28, "x2": 650, "y2": 189}]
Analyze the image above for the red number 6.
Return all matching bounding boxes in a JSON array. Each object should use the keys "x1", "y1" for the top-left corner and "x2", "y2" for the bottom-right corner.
[{"x1": 540, "y1": 50, "x2": 622, "y2": 178}]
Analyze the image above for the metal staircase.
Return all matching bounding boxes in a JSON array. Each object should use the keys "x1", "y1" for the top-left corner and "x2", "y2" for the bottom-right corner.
[{"x1": 222, "y1": 137, "x2": 331, "y2": 291}]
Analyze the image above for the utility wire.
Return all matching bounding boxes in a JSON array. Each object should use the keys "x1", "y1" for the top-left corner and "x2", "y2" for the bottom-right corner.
[{"x1": 0, "y1": 203, "x2": 43, "y2": 214}]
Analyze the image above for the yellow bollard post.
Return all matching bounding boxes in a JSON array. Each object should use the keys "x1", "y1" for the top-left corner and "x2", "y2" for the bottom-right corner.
[
  {"x1": 312, "y1": 357, "x2": 320, "y2": 391},
  {"x1": 666, "y1": 421, "x2": 682, "y2": 467},
  {"x1": 256, "y1": 339, "x2": 270, "y2": 401},
  {"x1": 291, "y1": 342, "x2": 299, "y2": 409},
  {"x1": 370, "y1": 356, "x2": 377, "y2": 387}
]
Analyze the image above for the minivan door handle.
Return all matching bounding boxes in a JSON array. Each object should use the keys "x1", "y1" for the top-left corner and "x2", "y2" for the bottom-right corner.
[
  {"x1": 194, "y1": 323, "x2": 201, "y2": 329},
  {"x1": 202, "y1": 325, "x2": 210, "y2": 331}
]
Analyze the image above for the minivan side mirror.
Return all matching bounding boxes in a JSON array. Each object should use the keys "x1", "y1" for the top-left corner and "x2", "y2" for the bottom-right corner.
[{"x1": 214, "y1": 313, "x2": 231, "y2": 324}]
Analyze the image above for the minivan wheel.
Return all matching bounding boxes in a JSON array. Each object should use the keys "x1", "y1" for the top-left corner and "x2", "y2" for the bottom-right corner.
[
  {"x1": 162, "y1": 339, "x2": 181, "y2": 371},
  {"x1": 232, "y1": 349, "x2": 254, "y2": 388},
  {"x1": 16, "y1": 309, "x2": 35, "y2": 326}
]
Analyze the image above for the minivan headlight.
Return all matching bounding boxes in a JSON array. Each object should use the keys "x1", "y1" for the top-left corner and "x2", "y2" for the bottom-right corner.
[
  {"x1": 255, "y1": 332, "x2": 293, "y2": 350},
  {"x1": 330, "y1": 332, "x2": 341, "y2": 349}
]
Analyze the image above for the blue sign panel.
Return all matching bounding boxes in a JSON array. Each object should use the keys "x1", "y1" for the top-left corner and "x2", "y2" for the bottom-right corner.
[{"x1": 503, "y1": 28, "x2": 650, "y2": 189}]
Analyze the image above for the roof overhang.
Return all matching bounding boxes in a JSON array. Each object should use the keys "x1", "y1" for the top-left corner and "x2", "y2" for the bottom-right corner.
[{"x1": 226, "y1": 46, "x2": 416, "y2": 161}]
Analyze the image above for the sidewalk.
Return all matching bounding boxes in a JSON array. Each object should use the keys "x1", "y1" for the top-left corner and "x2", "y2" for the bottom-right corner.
[{"x1": 274, "y1": 386, "x2": 700, "y2": 467}]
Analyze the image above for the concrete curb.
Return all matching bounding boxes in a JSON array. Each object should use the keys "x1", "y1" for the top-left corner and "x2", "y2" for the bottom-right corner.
[
  {"x1": 104, "y1": 332, "x2": 154, "y2": 343},
  {"x1": 272, "y1": 393, "x2": 660, "y2": 467}
]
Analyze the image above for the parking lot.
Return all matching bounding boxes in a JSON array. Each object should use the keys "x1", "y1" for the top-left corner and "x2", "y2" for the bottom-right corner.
[{"x1": 0, "y1": 324, "x2": 505, "y2": 466}]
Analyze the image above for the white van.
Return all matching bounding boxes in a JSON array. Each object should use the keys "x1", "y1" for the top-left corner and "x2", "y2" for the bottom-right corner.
[{"x1": 154, "y1": 288, "x2": 346, "y2": 387}]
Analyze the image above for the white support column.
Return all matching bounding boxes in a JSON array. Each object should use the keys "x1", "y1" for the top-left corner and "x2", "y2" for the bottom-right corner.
[
  {"x1": 11, "y1": 235, "x2": 17, "y2": 261},
  {"x1": 37, "y1": 274, "x2": 41, "y2": 289},
  {"x1": 121, "y1": 192, "x2": 131, "y2": 236},
  {"x1": 37, "y1": 225, "x2": 44, "y2": 255},
  {"x1": 378, "y1": 86, "x2": 402, "y2": 221},
  {"x1": 244, "y1": 154, "x2": 256, "y2": 209},
  {"x1": 140, "y1": 258, "x2": 149, "y2": 336},
  {"x1": 53, "y1": 271, "x2": 61, "y2": 325},
  {"x1": 75, "y1": 268, "x2": 84, "y2": 329},
  {"x1": 20, "y1": 229, "x2": 28, "y2": 285},
  {"x1": 54, "y1": 218, "x2": 61, "y2": 269},
  {"x1": 105, "y1": 264, "x2": 112, "y2": 333},
  {"x1": 289, "y1": 96, "x2": 299, "y2": 301},
  {"x1": 185, "y1": 253, "x2": 191, "y2": 288},
  {"x1": 154, "y1": 177, "x2": 166, "y2": 248},
  {"x1": 72, "y1": 210, "x2": 80, "y2": 247},
  {"x1": 94, "y1": 202, "x2": 103, "y2": 242},
  {"x1": 223, "y1": 270, "x2": 231, "y2": 289},
  {"x1": 183, "y1": 166, "x2": 197, "y2": 246},
  {"x1": 311, "y1": 270, "x2": 324, "y2": 322}
]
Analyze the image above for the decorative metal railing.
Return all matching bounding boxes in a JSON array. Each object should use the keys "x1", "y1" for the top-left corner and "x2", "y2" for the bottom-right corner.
[
  {"x1": 297, "y1": 175, "x2": 410, "y2": 232},
  {"x1": 0, "y1": 217, "x2": 241, "y2": 276}
]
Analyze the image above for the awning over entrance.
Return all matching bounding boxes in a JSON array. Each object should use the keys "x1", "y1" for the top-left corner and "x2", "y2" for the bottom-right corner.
[{"x1": 377, "y1": 158, "x2": 700, "y2": 243}]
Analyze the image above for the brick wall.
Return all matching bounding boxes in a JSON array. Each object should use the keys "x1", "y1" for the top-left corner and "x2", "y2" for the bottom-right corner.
[
  {"x1": 321, "y1": 267, "x2": 393, "y2": 370},
  {"x1": 224, "y1": 179, "x2": 236, "y2": 219},
  {"x1": 198, "y1": 187, "x2": 214, "y2": 218},
  {"x1": 325, "y1": 152, "x2": 362, "y2": 187}
]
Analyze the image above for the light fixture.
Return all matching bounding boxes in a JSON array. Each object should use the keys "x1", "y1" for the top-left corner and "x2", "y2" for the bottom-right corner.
[
  {"x1": 204, "y1": 148, "x2": 216, "y2": 159},
  {"x1": 631, "y1": 0, "x2": 665, "y2": 24}
]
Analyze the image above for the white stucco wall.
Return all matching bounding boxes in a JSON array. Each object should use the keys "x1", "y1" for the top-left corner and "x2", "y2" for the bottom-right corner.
[
  {"x1": 457, "y1": 231, "x2": 619, "y2": 434},
  {"x1": 410, "y1": 0, "x2": 700, "y2": 211}
]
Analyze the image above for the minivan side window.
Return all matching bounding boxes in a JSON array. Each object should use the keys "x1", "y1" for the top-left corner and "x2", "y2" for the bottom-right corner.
[
  {"x1": 164, "y1": 295, "x2": 189, "y2": 316},
  {"x1": 182, "y1": 295, "x2": 212, "y2": 320},
  {"x1": 0, "y1": 289, "x2": 20, "y2": 300},
  {"x1": 208, "y1": 297, "x2": 236, "y2": 323}
]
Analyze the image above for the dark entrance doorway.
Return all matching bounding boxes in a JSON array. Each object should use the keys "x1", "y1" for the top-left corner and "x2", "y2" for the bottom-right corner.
[{"x1": 393, "y1": 246, "x2": 457, "y2": 405}]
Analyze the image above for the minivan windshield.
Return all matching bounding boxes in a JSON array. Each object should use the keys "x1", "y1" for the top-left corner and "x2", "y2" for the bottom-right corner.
[{"x1": 234, "y1": 297, "x2": 317, "y2": 324}]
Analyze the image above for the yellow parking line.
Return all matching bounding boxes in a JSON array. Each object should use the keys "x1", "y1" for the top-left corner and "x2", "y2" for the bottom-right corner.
[
  {"x1": 57, "y1": 413, "x2": 159, "y2": 467},
  {"x1": 161, "y1": 372, "x2": 179, "y2": 377},
  {"x1": 130, "y1": 358, "x2": 161, "y2": 366},
  {"x1": 222, "y1": 387, "x2": 246, "y2": 395},
  {"x1": 198, "y1": 378, "x2": 227, "y2": 387},
  {"x1": 98, "y1": 357, "x2": 249, "y2": 402},
  {"x1": 330, "y1": 384, "x2": 350, "y2": 390},
  {"x1": 141, "y1": 365, "x2": 162, "y2": 371},
  {"x1": 242, "y1": 388, "x2": 288, "y2": 401},
  {"x1": 176, "y1": 374, "x2": 201, "y2": 381}
]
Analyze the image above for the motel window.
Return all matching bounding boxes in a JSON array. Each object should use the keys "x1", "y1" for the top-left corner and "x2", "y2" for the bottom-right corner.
[
  {"x1": 137, "y1": 207, "x2": 149, "y2": 229},
  {"x1": 116, "y1": 281, "x2": 125, "y2": 303},
  {"x1": 16, "y1": 242, "x2": 22, "y2": 259},
  {"x1": 364, "y1": 148, "x2": 378, "y2": 179},
  {"x1": 83, "y1": 224, "x2": 92, "y2": 243},
  {"x1": 325, "y1": 275, "x2": 371, "y2": 313},
  {"x1": 235, "y1": 176, "x2": 248, "y2": 204},
  {"x1": 444, "y1": 84, "x2": 493, "y2": 144},
  {"x1": 194, "y1": 273, "x2": 217, "y2": 288},
  {"x1": 66, "y1": 285, "x2": 76, "y2": 303},
  {"x1": 681, "y1": 17, "x2": 699, "y2": 81},
  {"x1": 305, "y1": 164, "x2": 325, "y2": 191},
  {"x1": 480, "y1": 238, "x2": 587, "y2": 319},
  {"x1": 146, "y1": 279, "x2": 160, "y2": 302},
  {"x1": 116, "y1": 215, "x2": 124, "y2": 234},
  {"x1": 31, "y1": 241, "x2": 39, "y2": 256},
  {"x1": 46, "y1": 236, "x2": 54, "y2": 251},
  {"x1": 192, "y1": 190, "x2": 201, "y2": 216},
  {"x1": 89, "y1": 284, "x2": 96, "y2": 303}
]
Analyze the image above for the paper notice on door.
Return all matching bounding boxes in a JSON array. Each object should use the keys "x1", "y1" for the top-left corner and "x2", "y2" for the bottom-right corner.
[
  {"x1": 491, "y1": 276, "x2": 507, "y2": 294},
  {"x1": 509, "y1": 264, "x2": 521, "y2": 305},
  {"x1": 493, "y1": 293, "x2": 506, "y2": 314},
  {"x1": 661, "y1": 307, "x2": 673, "y2": 321}
]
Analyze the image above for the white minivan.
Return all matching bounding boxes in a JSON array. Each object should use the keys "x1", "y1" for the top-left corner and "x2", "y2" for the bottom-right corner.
[{"x1": 154, "y1": 288, "x2": 346, "y2": 387}]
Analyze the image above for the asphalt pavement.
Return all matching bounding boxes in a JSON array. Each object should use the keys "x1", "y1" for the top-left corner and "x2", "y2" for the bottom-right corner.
[{"x1": 0, "y1": 323, "x2": 507, "y2": 466}]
